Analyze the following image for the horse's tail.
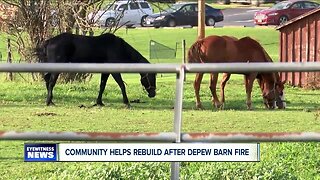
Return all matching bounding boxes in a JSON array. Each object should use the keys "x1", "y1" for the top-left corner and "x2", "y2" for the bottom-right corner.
[
  {"x1": 187, "y1": 40, "x2": 205, "y2": 63},
  {"x1": 35, "y1": 40, "x2": 49, "y2": 63}
]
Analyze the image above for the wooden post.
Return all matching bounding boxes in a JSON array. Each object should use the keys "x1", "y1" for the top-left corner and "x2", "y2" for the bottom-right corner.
[
  {"x1": 7, "y1": 38, "x2": 13, "y2": 81},
  {"x1": 182, "y1": 39, "x2": 186, "y2": 81},
  {"x1": 198, "y1": 0, "x2": 205, "y2": 39}
]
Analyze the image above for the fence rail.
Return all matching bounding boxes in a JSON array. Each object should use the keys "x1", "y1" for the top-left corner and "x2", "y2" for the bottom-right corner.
[
  {"x1": 1, "y1": 62, "x2": 320, "y2": 180},
  {"x1": 2, "y1": 131, "x2": 320, "y2": 142},
  {"x1": 1, "y1": 62, "x2": 320, "y2": 73},
  {"x1": 0, "y1": 63, "x2": 181, "y2": 73},
  {"x1": 0, "y1": 131, "x2": 177, "y2": 142}
]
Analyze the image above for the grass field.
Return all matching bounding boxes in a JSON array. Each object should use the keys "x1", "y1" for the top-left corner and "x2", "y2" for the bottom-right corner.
[
  {"x1": 115, "y1": 27, "x2": 280, "y2": 63},
  {"x1": 1, "y1": 27, "x2": 320, "y2": 179}
]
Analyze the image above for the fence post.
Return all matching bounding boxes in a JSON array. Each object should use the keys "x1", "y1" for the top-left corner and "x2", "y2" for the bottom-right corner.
[
  {"x1": 182, "y1": 39, "x2": 186, "y2": 81},
  {"x1": 171, "y1": 66, "x2": 185, "y2": 180},
  {"x1": 6, "y1": 38, "x2": 13, "y2": 81}
]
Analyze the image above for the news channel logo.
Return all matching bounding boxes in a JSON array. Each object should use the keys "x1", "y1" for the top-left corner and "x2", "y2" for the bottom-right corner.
[{"x1": 24, "y1": 144, "x2": 58, "y2": 162}]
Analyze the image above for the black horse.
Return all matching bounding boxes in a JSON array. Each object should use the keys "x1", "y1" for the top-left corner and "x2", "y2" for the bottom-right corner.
[{"x1": 36, "y1": 33, "x2": 156, "y2": 107}]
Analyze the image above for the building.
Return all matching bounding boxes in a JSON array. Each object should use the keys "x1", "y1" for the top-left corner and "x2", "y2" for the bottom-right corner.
[{"x1": 277, "y1": 8, "x2": 320, "y2": 88}]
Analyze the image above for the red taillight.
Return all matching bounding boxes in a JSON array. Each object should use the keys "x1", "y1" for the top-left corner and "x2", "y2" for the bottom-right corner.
[{"x1": 218, "y1": 10, "x2": 223, "y2": 16}]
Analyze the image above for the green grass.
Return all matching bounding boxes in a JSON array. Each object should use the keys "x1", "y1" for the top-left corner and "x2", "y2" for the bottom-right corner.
[
  {"x1": 1, "y1": 76, "x2": 320, "y2": 179},
  {"x1": 1, "y1": 27, "x2": 320, "y2": 179}
]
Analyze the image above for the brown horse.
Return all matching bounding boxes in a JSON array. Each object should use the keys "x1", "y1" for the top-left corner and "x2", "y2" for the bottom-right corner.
[{"x1": 188, "y1": 35, "x2": 286, "y2": 110}]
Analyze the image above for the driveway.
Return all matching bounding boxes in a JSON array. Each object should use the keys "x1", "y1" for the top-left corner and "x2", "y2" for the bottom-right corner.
[{"x1": 216, "y1": 7, "x2": 267, "y2": 27}]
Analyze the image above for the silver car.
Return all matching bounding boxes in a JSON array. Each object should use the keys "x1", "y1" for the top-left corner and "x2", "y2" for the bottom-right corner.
[{"x1": 88, "y1": 0, "x2": 153, "y2": 27}]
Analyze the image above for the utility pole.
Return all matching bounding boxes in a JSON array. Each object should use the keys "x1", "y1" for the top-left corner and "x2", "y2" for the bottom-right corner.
[{"x1": 198, "y1": 0, "x2": 205, "y2": 39}]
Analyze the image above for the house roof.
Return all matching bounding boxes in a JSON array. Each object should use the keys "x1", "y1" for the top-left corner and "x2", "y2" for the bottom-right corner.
[{"x1": 276, "y1": 8, "x2": 320, "y2": 30}]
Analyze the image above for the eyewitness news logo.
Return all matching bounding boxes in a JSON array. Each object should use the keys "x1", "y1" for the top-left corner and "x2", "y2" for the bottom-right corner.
[
  {"x1": 23, "y1": 143, "x2": 260, "y2": 162},
  {"x1": 24, "y1": 144, "x2": 58, "y2": 162}
]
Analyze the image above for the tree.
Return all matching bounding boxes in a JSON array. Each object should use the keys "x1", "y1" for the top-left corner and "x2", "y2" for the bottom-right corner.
[
  {"x1": 1, "y1": 0, "x2": 53, "y2": 63},
  {"x1": 0, "y1": 0, "x2": 103, "y2": 82},
  {"x1": 0, "y1": 0, "x2": 131, "y2": 82}
]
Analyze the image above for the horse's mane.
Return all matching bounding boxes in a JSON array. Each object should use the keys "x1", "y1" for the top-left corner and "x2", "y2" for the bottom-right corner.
[
  {"x1": 238, "y1": 37, "x2": 272, "y2": 63},
  {"x1": 261, "y1": 46, "x2": 273, "y2": 63},
  {"x1": 256, "y1": 38, "x2": 283, "y2": 82},
  {"x1": 113, "y1": 35, "x2": 150, "y2": 64},
  {"x1": 188, "y1": 40, "x2": 205, "y2": 63},
  {"x1": 240, "y1": 36, "x2": 280, "y2": 83}
]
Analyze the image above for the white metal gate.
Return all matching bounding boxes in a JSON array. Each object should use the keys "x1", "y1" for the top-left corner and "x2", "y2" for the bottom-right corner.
[{"x1": 1, "y1": 62, "x2": 320, "y2": 179}]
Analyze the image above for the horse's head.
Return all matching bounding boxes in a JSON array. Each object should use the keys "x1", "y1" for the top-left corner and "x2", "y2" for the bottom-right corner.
[
  {"x1": 140, "y1": 73, "x2": 156, "y2": 98},
  {"x1": 258, "y1": 43, "x2": 286, "y2": 109},
  {"x1": 275, "y1": 80, "x2": 286, "y2": 109},
  {"x1": 115, "y1": 36, "x2": 157, "y2": 98},
  {"x1": 258, "y1": 73, "x2": 277, "y2": 109},
  {"x1": 262, "y1": 85, "x2": 276, "y2": 110},
  {"x1": 259, "y1": 74, "x2": 286, "y2": 109}
]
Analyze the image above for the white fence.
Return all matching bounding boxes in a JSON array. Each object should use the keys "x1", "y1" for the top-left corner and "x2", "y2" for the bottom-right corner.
[{"x1": 1, "y1": 62, "x2": 320, "y2": 180}]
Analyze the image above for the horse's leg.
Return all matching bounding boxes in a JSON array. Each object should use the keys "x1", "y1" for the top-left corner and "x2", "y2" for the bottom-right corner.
[
  {"x1": 46, "y1": 73, "x2": 59, "y2": 106},
  {"x1": 194, "y1": 73, "x2": 204, "y2": 109},
  {"x1": 111, "y1": 73, "x2": 130, "y2": 108},
  {"x1": 95, "y1": 73, "x2": 110, "y2": 106},
  {"x1": 244, "y1": 73, "x2": 257, "y2": 110},
  {"x1": 257, "y1": 77, "x2": 268, "y2": 109},
  {"x1": 209, "y1": 73, "x2": 221, "y2": 109},
  {"x1": 220, "y1": 73, "x2": 231, "y2": 109},
  {"x1": 44, "y1": 73, "x2": 51, "y2": 91}
]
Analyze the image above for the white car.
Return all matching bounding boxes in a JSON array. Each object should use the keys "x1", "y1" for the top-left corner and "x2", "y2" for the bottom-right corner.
[{"x1": 89, "y1": 0, "x2": 153, "y2": 27}]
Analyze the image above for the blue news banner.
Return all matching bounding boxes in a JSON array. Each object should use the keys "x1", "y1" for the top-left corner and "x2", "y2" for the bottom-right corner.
[
  {"x1": 24, "y1": 144, "x2": 58, "y2": 162},
  {"x1": 24, "y1": 143, "x2": 260, "y2": 162}
]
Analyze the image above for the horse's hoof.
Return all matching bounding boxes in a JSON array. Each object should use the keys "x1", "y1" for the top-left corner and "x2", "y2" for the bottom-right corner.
[
  {"x1": 125, "y1": 104, "x2": 132, "y2": 109},
  {"x1": 196, "y1": 104, "x2": 204, "y2": 110},
  {"x1": 130, "y1": 99, "x2": 140, "y2": 103},
  {"x1": 78, "y1": 104, "x2": 86, "y2": 108},
  {"x1": 268, "y1": 106, "x2": 275, "y2": 110},
  {"x1": 46, "y1": 102, "x2": 55, "y2": 106},
  {"x1": 93, "y1": 102, "x2": 105, "y2": 107},
  {"x1": 214, "y1": 103, "x2": 223, "y2": 109},
  {"x1": 219, "y1": 103, "x2": 225, "y2": 110}
]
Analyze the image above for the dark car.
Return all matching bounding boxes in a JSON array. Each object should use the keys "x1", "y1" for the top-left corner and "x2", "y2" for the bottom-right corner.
[
  {"x1": 144, "y1": 2, "x2": 223, "y2": 27},
  {"x1": 254, "y1": 0, "x2": 319, "y2": 25}
]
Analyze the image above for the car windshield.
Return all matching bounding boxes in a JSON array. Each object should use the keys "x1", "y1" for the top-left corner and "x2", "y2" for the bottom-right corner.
[
  {"x1": 164, "y1": 4, "x2": 184, "y2": 13},
  {"x1": 271, "y1": 1, "x2": 292, "y2": 10}
]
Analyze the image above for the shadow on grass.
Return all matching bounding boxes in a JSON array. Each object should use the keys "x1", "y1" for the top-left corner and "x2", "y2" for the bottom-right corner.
[{"x1": 0, "y1": 157, "x2": 22, "y2": 161}]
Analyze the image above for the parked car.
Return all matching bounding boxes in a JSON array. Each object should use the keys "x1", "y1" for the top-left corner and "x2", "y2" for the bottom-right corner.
[
  {"x1": 254, "y1": 0, "x2": 319, "y2": 25},
  {"x1": 88, "y1": 0, "x2": 153, "y2": 27},
  {"x1": 144, "y1": 2, "x2": 224, "y2": 27}
]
